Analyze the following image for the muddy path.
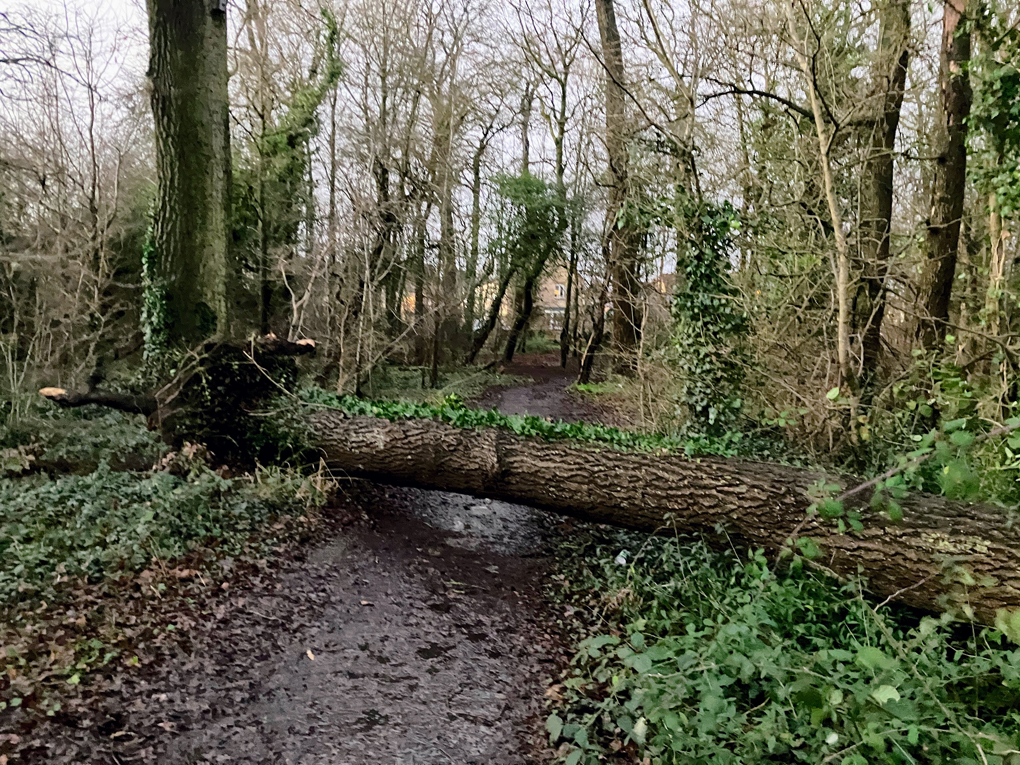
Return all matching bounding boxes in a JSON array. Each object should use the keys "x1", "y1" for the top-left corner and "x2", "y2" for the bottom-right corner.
[
  {"x1": 474, "y1": 352, "x2": 612, "y2": 424},
  {"x1": 12, "y1": 354, "x2": 595, "y2": 764}
]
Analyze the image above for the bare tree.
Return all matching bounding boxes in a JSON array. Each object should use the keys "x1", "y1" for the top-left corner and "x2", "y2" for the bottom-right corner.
[
  {"x1": 594, "y1": 0, "x2": 643, "y2": 374},
  {"x1": 915, "y1": 0, "x2": 973, "y2": 348}
]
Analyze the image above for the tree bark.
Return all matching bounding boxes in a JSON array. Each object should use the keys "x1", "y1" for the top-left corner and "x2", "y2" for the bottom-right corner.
[
  {"x1": 915, "y1": 0, "x2": 972, "y2": 349},
  {"x1": 464, "y1": 139, "x2": 487, "y2": 336},
  {"x1": 857, "y1": 0, "x2": 910, "y2": 382},
  {"x1": 594, "y1": 0, "x2": 642, "y2": 374},
  {"x1": 467, "y1": 260, "x2": 517, "y2": 363},
  {"x1": 146, "y1": 0, "x2": 232, "y2": 345},
  {"x1": 578, "y1": 273, "x2": 608, "y2": 384},
  {"x1": 504, "y1": 267, "x2": 539, "y2": 363},
  {"x1": 309, "y1": 410, "x2": 1020, "y2": 624},
  {"x1": 560, "y1": 214, "x2": 578, "y2": 368}
]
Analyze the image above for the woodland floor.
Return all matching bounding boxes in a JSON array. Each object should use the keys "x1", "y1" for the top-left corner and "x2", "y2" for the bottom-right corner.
[{"x1": 12, "y1": 353, "x2": 603, "y2": 765}]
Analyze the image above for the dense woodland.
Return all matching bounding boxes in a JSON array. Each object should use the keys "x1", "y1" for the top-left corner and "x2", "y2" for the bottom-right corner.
[
  {"x1": 3, "y1": 0, "x2": 1020, "y2": 762},
  {"x1": 1, "y1": 0, "x2": 1018, "y2": 464}
]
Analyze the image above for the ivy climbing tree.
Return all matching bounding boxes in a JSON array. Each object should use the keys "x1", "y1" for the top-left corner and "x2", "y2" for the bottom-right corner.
[
  {"x1": 232, "y1": 8, "x2": 342, "y2": 336},
  {"x1": 496, "y1": 173, "x2": 565, "y2": 363},
  {"x1": 670, "y1": 199, "x2": 749, "y2": 438},
  {"x1": 969, "y1": 7, "x2": 1020, "y2": 343}
]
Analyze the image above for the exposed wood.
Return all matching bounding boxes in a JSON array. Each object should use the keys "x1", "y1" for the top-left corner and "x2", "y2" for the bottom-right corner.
[{"x1": 309, "y1": 410, "x2": 1020, "y2": 624}]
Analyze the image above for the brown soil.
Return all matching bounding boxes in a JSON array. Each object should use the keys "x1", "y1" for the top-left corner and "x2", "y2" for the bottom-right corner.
[{"x1": 5, "y1": 357, "x2": 598, "y2": 765}]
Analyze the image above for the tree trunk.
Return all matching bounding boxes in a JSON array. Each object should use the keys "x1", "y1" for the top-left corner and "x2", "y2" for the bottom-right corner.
[
  {"x1": 413, "y1": 205, "x2": 428, "y2": 366},
  {"x1": 984, "y1": 180, "x2": 1008, "y2": 340},
  {"x1": 915, "y1": 0, "x2": 972, "y2": 349},
  {"x1": 467, "y1": 260, "x2": 517, "y2": 363},
  {"x1": 309, "y1": 410, "x2": 1020, "y2": 624},
  {"x1": 578, "y1": 274, "x2": 608, "y2": 384},
  {"x1": 857, "y1": 0, "x2": 910, "y2": 382},
  {"x1": 464, "y1": 140, "x2": 486, "y2": 336},
  {"x1": 594, "y1": 0, "x2": 642, "y2": 374},
  {"x1": 560, "y1": 216, "x2": 578, "y2": 368},
  {"x1": 504, "y1": 269, "x2": 538, "y2": 363},
  {"x1": 146, "y1": 0, "x2": 232, "y2": 346}
]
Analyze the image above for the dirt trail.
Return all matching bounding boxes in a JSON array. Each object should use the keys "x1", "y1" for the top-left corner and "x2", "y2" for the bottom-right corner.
[
  {"x1": 18, "y1": 354, "x2": 594, "y2": 765},
  {"x1": 475, "y1": 353, "x2": 610, "y2": 424}
]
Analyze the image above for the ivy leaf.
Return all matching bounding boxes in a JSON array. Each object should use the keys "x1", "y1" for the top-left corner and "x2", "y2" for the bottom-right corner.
[
  {"x1": 887, "y1": 501, "x2": 903, "y2": 523},
  {"x1": 546, "y1": 714, "x2": 563, "y2": 742},
  {"x1": 856, "y1": 646, "x2": 894, "y2": 670},
  {"x1": 870, "y1": 685, "x2": 901, "y2": 705},
  {"x1": 826, "y1": 387, "x2": 841, "y2": 401},
  {"x1": 949, "y1": 430, "x2": 975, "y2": 447},
  {"x1": 796, "y1": 537, "x2": 822, "y2": 560}
]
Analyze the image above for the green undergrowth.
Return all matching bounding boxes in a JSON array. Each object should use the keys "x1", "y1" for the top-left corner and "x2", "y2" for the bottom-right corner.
[
  {"x1": 1, "y1": 406, "x2": 167, "y2": 474},
  {"x1": 0, "y1": 460, "x2": 323, "y2": 612},
  {"x1": 358, "y1": 362, "x2": 527, "y2": 404},
  {"x1": 296, "y1": 387, "x2": 765, "y2": 459},
  {"x1": 0, "y1": 409, "x2": 332, "y2": 716},
  {"x1": 547, "y1": 530, "x2": 1020, "y2": 765}
]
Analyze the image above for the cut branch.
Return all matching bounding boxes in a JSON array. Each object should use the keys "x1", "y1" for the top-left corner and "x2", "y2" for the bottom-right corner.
[{"x1": 39, "y1": 387, "x2": 157, "y2": 416}]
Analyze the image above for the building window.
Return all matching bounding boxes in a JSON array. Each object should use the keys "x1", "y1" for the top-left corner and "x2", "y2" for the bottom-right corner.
[{"x1": 554, "y1": 284, "x2": 566, "y2": 298}]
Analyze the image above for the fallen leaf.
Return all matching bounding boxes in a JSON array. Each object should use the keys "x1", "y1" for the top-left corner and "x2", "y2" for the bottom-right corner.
[
  {"x1": 544, "y1": 684, "x2": 564, "y2": 701},
  {"x1": 306, "y1": 649, "x2": 315, "y2": 661},
  {"x1": 360, "y1": 600, "x2": 373, "y2": 606}
]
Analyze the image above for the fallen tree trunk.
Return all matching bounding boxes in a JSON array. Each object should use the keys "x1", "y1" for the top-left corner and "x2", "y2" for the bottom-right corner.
[
  {"x1": 309, "y1": 409, "x2": 1020, "y2": 625},
  {"x1": 37, "y1": 344, "x2": 1020, "y2": 627}
]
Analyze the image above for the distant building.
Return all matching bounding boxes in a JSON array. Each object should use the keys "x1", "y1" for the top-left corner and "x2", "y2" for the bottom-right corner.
[{"x1": 535, "y1": 265, "x2": 571, "y2": 331}]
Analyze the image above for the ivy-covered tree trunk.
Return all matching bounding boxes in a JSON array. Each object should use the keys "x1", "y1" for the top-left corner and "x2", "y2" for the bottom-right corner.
[
  {"x1": 146, "y1": 0, "x2": 232, "y2": 347},
  {"x1": 915, "y1": 0, "x2": 972, "y2": 348}
]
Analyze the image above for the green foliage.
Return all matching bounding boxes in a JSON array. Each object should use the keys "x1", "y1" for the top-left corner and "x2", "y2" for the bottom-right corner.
[
  {"x1": 850, "y1": 352, "x2": 1020, "y2": 507},
  {"x1": 231, "y1": 7, "x2": 342, "y2": 321},
  {"x1": 36, "y1": 409, "x2": 165, "y2": 467},
  {"x1": 0, "y1": 407, "x2": 166, "y2": 472},
  {"x1": 0, "y1": 461, "x2": 318, "y2": 610},
  {"x1": 297, "y1": 387, "x2": 756, "y2": 458},
  {"x1": 488, "y1": 172, "x2": 565, "y2": 279},
  {"x1": 969, "y1": 7, "x2": 1020, "y2": 220},
  {"x1": 549, "y1": 531, "x2": 1020, "y2": 765}
]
